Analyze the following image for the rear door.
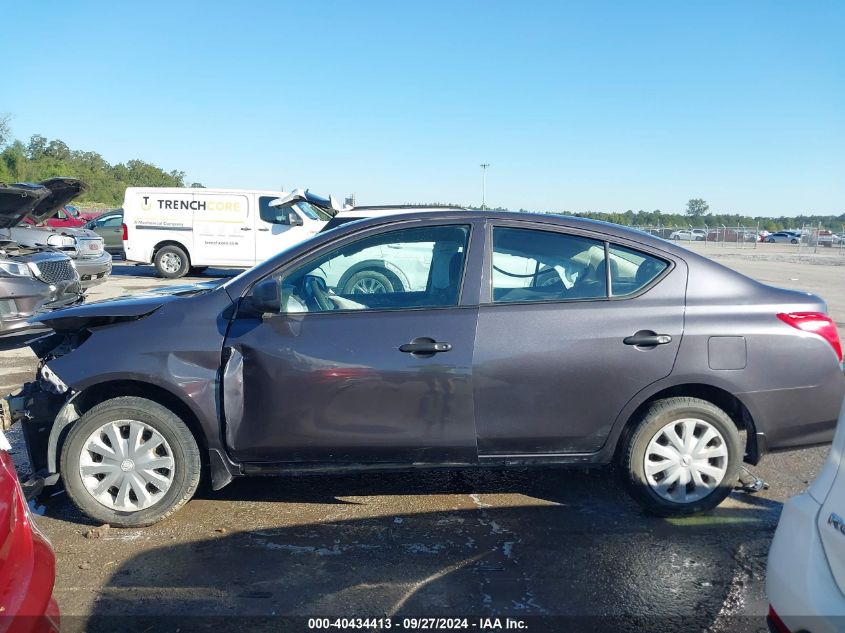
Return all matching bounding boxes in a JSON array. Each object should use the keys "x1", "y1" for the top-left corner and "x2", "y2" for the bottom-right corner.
[{"x1": 473, "y1": 221, "x2": 687, "y2": 456}]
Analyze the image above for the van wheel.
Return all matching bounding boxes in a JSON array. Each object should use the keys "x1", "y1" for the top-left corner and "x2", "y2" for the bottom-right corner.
[
  {"x1": 342, "y1": 269, "x2": 400, "y2": 295},
  {"x1": 620, "y1": 397, "x2": 742, "y2": 516},
  {"x1": 60, "y1": 397, "x2": 201, "y2": 527},
  {"x1": 154, "y1": 245, "x2": 190, "y2": 279}
]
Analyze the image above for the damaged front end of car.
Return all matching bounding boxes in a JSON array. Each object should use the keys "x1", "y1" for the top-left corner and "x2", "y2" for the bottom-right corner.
[{"x1": 1, "y1": 329, "x2": 92, "y2": 490}]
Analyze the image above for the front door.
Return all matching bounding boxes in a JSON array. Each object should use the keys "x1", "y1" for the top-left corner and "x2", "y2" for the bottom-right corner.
[
  {"x1": 473, "y1": 223, "x2": 687, "y2": 456},
  {"x1": 224, "y1": 222, "x2": 480, "y2": 464},
  {"x1": 254, "y1": 196, "x2": 324, "y2": 263}
]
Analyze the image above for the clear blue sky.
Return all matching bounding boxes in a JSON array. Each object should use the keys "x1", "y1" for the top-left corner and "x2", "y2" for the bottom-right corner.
[{"x1": 3, "y1": 1, "x2": 843, "y2": 216}]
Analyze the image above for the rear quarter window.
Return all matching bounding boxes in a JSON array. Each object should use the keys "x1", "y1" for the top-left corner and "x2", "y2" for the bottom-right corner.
[{"x1": 608, "y1": 244, "x2": 668, "y2": 297}]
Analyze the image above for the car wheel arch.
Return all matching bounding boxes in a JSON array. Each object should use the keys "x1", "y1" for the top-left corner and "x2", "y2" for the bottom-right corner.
[
  {"x1": 612, "y1": 381, "x2": 760, "y2": 465},
  {"x1": 336, "y1": 259, "x2": 408, "y2": 293},
  {"x1": 49, "y1": 379, "x2": 211, "y2": 480},
  {"x1": 152, "y1": 240, "x2": 191, "y2": 264}
]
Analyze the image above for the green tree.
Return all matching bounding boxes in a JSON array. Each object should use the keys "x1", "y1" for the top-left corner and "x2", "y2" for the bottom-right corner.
[
  {"x1": 0, "y1": 113, "x2": 10, "y2": 148},
  {"x1": 686, "y1": 198, "x2": 709, "y2": 217}
]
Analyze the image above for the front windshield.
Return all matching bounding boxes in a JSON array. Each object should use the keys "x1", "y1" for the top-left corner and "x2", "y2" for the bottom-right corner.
[{"x1": 294, "y1": 201, "x2": 333, "y2": 222}]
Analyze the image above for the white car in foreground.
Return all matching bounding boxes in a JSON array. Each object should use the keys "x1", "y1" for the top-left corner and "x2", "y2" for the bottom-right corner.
[{"x1": 767, "y1": 395, "x2": 845, "y2": 633}]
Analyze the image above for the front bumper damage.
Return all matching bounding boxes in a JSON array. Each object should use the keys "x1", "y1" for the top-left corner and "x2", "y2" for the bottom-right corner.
[{"x1": 2, "y1": 380, "x2": 78, "y2": 492}]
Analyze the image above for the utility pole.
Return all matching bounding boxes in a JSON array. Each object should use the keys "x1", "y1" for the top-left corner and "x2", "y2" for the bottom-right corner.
[{"x1": 480, "y1": 163, "x2": 490, "y2": 210}]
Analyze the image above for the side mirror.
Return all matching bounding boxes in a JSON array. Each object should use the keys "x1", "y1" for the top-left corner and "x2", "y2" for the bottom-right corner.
[
  {"x1": 287, "y1": 211, "x2": 304, "y2": 227},
  {"x1": 250, "y1": 277, "x2": 282, "y2": 314}
]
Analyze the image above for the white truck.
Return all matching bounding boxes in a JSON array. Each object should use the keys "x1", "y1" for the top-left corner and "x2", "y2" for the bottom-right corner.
[{"x1": 121, "y1": 187, "x2": 345, "y2": 278}]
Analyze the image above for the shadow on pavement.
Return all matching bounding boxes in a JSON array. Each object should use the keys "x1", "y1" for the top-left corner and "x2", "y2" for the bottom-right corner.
[{"x1": 46, "y1": 468, "x2": 779, "y2": 632}]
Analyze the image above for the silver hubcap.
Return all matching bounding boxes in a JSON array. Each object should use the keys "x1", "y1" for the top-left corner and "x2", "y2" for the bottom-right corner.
[
  {"x1": 644, "y1": 418, "x2": 729, "y2": 504},
  {"x1": 160, "y1": 252, "x2": 182, "y2": 274},
  {"x1": 351, "y1": 277, "x2": 387, "y2": 294},
  {"x1": 79, "y1": 420, "x2": 175, "y2": 511}
]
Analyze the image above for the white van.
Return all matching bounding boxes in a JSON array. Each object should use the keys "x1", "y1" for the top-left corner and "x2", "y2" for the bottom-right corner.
[{"x1": 121, "y1": 187, "x2": 343, "y2": 278}]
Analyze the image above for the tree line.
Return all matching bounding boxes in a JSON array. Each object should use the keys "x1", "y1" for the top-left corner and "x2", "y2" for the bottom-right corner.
[{"x1": 0, "y1": 116, "x2": 200, "y2": 207}]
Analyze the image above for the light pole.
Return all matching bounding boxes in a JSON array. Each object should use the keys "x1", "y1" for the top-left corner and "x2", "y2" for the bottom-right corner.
[{"x1": 480, "y1": 163, "x2": 490, "y2": 210}]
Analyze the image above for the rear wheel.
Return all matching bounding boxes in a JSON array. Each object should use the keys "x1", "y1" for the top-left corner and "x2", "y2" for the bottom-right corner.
[
  {"x1": 790, "y1": 238, "x2": 798, "y2": 244},
  {"x1": 620, "y1": 397, "x2": 742, "y2": 516},
  {"x1": 154, "y1": 245, "x2": 190, "y2": 279},
  {"x1": 60, "y1": 397, "x2": 201, "y2": 527}
]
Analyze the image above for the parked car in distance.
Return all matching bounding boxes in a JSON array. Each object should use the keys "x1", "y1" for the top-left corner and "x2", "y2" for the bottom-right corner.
[
  {"x1": 669, "y1": 229, "x2": 706, "y2": 241},
  {"x1": 0, "y1": 182, "x2": 83, "y2": 335},
  {"x1": 83, "y1": 209, "x2": 124, "y2": 256},
  {"x1": 42, "y1": 204, "x2": 102, "y2": 229},
  {"x1": 0, "y1": 428, "x2": 60, "y2": 632},
  {"x1": 5, "y1": 210, "x2": 845, "y2": 527},
  {"x1": 705, "y1": 229, "x2": 757, "y2": 243},
  {"x1": 766, "y1": 232, "x2": 801, "y2": 244},
  {"x1": 767, "y1": 395, "x2": 845, "y2": 632},
  {"x1": 10, "y1": 179, "x2": 113, "y2": 289},
  {"x1": 122, "y1": 187, "x2": 346, "y2": 278}
]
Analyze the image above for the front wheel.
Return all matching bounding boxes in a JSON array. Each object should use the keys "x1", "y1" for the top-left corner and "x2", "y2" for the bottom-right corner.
[
  {"x1": 60, "y1": 397, "x2": 201, "y2": 527},
  {"x1": 790, "y1": 238, "x2": 799, "y2": 244},
  {"x1": 154, "y1": 245, "x2": 190, "y2": 279},
  {"x1": 620, "y1": 397, "x2": 742, "y2": 516}
]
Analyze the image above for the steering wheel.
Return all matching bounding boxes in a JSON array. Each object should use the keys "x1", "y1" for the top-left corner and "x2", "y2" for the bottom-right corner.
[{"x1": 305, "y1": 275, "x2": 334, "y2": 311}]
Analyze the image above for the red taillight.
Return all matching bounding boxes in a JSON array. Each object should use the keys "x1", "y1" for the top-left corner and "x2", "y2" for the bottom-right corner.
[
  {"x1": 121, "y1": 223, "x2": 128, "y2": 241},
  {"x1": 767, "y1": 605, "x2": 792, "y2": 633},
  {"x1": 777, "y1": 312, "x2": 843, "y2": 361}
]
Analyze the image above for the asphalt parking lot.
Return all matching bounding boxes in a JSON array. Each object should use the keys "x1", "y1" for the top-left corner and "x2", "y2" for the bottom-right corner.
[{"x1": 2, "y1": 247, "x2": 844, "y2": 632}]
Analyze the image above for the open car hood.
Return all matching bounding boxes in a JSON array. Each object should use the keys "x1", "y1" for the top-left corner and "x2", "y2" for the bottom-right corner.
[
  {"x1": 0, "y1": 184, "x2": 53, "y2": 229},
  {"x1": 20, "y1": 178, "x2": 88, "y2": 224},
  {"x1": 29, "y1": 280, "x2": 221, "y2": 332},
  {"x1": 269, "y1": 188, "x2": 351, "y2": 216},
  {"x1": 0, "y1": 178, "x2": 88, "y2": 228}
]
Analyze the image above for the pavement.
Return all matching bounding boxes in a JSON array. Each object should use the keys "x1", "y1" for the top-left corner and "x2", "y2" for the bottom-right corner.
[{"x1": 1, "y1": 251, "x2": 843, "y2": 632}]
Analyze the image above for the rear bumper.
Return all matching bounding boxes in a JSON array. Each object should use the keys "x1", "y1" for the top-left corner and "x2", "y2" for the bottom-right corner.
[
  {"x1": 75, "y1": 252, "x2": 112, "y2": 288},
  {"x1": 740, "y1": 368, "x2": 845, "y2": 452},
  {"x1": 767, "y1": 492, "x2": 845, "y2": 632}
]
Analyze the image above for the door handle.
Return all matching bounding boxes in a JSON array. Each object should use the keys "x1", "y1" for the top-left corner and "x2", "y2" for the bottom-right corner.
[
  {"x1": 257, "y1": 228, "x2": 270, "y2": 232},
  {"x1": 399, "y1": 337, "x2": 452, "y2": 357},
  {"x1": 240, "y1": 227, "x2": 253, "y2": 231},
  {"x1": 623, "y1": 330, "x2": 672, "y2": 347}
]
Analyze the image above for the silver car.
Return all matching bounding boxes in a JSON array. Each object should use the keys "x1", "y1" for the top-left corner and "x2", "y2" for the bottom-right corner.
[
  {"x1": 9, "y1": 178, "x2": 112, "y2": 288},
  {"x1": 0, "y1": 182, "x2": 83, "y2": 335}
]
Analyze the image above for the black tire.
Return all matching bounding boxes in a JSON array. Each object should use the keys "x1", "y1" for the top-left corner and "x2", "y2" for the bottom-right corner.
[
  {"x1": 189, "y1": 266, "x2": 209, "y2": 274},
  {"x1": 154, "y1": 244, "x2": 190, "y2": 279},
  {"x1": 620, "y1": 397, "x2": 742, "y2": 516},
  {"x1": 60, "y1": 397, "x2": 201, "y2": 527},
  {"x1": 766, "y1": 237, "x2": 775, "y2": 243},
  {"x1": 342, "y1": 269, "x2": 399, "y2": 295},
  {"x1": 790, "y1": 238, "x2": 798, "y2": 244}
]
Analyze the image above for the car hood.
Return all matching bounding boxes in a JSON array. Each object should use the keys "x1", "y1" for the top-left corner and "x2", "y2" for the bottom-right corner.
[
  {"x1": 1, "y1": 178, "x2": 88, "y2": 228},
  {"x1": 29, "y1": 280, "x2": 222, "y2": 331},
  {"x1": 0, "y1": 184, "x2": 53, "y2": 229}
]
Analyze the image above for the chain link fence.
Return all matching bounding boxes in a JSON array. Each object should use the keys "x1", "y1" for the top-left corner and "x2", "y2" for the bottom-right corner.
[{"x1": 631, "y1": 222, "x2": 845, "y2": 255}]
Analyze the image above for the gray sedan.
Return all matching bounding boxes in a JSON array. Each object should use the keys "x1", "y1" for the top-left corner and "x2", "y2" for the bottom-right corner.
[{"x1": 6, "y1": 210, "x2": 844, "y2": 526}]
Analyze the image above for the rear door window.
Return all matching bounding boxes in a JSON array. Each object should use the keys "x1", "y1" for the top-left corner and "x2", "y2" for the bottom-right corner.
[{"x1": 491, "y1": 227, "x2": 608, "y2": 303}]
